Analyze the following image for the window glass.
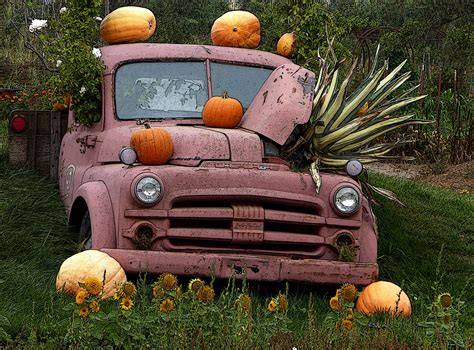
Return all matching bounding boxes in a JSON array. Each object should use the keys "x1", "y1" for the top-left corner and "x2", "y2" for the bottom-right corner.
[
  {"x1": 115, "y1": 62, "x2": 208, "y2": 119},
  {"x1": 210, "y1": 63, "x2": 272, "y2": 110}
]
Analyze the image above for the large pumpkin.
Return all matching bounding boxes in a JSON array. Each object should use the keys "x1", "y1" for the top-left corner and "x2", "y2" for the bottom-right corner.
[
  {"x1": 202, "y1": 92, "x2": 244, "y2": 128},
  {"x1": 100, "y1": 6, "x2": 156, "y2": 45},
  {"x1": 356, "y1": 281, "x2": 412, "y2": 317},
  {"x1": 56, "y1": 250, "x2": 127, "y2": 299},
  {"x1": 211, "y1": 11, "x2": 260, "y2": 48},
  {"x1": 276, "y1": 32, "x2": 297, "y2": 58},
  {"x1": 130, "y1": 126, "x2": 174, "y2": 165}
]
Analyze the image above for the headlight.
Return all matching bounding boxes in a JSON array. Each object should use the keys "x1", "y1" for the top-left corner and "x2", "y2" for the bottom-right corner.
[
  {"x1": 333, "y1": 186, "x2": 360, "y2": 215},
  {"x1": 135, "y1": 176, "x2": 162, "y2": 204}
]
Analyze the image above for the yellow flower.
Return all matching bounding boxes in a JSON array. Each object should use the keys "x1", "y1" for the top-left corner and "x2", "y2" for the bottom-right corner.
[
  {"x1": 340, "y1": 284, "x2": 358, "y2": 302},
  {"x1": 159, "y1": 298, "x2": 175, "y2": 313},
  {"x1": 84, "y1": 276, "x2": 103, "y2": 296},
  {"x1": 346, "y1": 308, "x2": 354, "y2": 321},
  {"x1": 342, "y1": 319, "x2": 353, "y2": 330},
  {"x1": 75, "y1": 289, "x2": 89, "y2": 305},
  {"x1": 236, "y1": 294, "x2": 252, "y2": 315},
  {"x1": 122, "y1": 281, "x2": 137, "y2": 298},
  {"x1": 267, "y1": 299, "x2": 277, "y2": 313},
  {"x1": 152, "y1": 284, "x2": 165, "y2": 300},
  {"x1": 197, "y1": 286, "x2": 215, "y2": 304},
  {"x1": 188, "y1": 278, "x2": 205, "y2": 293},
  {"x1": 278, "y1": 293, "x2": 288, "y2": 313},
  {"x1": 159, "y1": 273, "x2": 178, "y2": 291},
  {"x1": 89, "y1": 300, "x2": 100, "y2": 313},
  {"x1": 329, "y1": 296, "x2": 340, "y2": 310},
  {"x1": 79, "y1": 306, "x2": 90, "y2": 318},
  {"x1": 439, "y1": 293, "x2": 452, "y2": 308},
  {"x1": 120, "y1": 297, "x2": 134, "y2": 311},
  {"x1": 335, "y1": 321, "x2": 341, "y2": 330}
]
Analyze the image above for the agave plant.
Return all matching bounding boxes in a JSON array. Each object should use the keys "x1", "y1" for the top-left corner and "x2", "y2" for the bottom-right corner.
[{"x1": 282, "y1": 45, "x2": 433, "y2": 203}]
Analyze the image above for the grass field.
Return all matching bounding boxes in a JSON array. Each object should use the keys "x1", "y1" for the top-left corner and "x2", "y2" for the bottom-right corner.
[{"x1": 0, "y1": 130, "x2": 472, "y2": 348}]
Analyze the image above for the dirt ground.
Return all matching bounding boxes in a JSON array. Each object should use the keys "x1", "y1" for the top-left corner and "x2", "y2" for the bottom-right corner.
[{"x1": 365, "y1": 159, "x2": 474, "y2": 194}]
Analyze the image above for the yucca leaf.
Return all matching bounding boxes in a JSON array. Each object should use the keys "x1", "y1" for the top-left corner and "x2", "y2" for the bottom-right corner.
[
  {"x1": 377, "y1": 95, "x2": 427, "y2": 119},
  {"x1": 316, "y1": 69, "x2": 339, "y2": 120},
  {"x1": 375, "y1": 59, "x2": 407, "y2": 92},
  {"x1": 368, "y1": 72, "x2": 412, "y2": 112}
]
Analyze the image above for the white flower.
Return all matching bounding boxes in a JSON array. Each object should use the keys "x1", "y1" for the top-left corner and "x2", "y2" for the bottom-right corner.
[
  {"x1": 95, "y1": 16, "x2": 103, "y2": 21},
  {"x1": 79, "y1": 87, "x2": 86, "y2": 94},
  {"x1": 56, "y1": 59, "x2": 62, "y2": 68},
  {"x1": 59, "y1": 7, "x2": 67, "y2": 14},
  {"x1": 92, "y1": 48, "x2": 101, "y2": 58},
  {"x1": 29, "y1": 19, "x2": 48, "y2": 33}
]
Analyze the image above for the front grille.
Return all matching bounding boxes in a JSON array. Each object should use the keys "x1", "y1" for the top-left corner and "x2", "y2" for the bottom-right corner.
[{"x1": 163, "y1": 196, "x2": 327, "y2": 257}]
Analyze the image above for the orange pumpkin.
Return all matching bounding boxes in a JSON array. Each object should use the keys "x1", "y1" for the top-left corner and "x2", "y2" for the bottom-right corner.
[
  {"x1": 211, "y1": 11, "x2": 260, "y2": 48},
  {"x1": 276, "y1": 32, "x2": 297, "y2": 58},
  {"x1": 52, "y1": 101, "x2": 67, "y2": 111},
  {"x1": 202, "y1": 92, "x2": 244, "y2": 128},
  {"x1": 63, "y1": 95, "x2": 71, "y2": 106},
  {"x1": 356, "y1": 281, "x2": 412, "y2": 317},
  {"x1": 130, "y1": 126, "x2": 174, "y2": 165},
  {"x1": 56, "y1": 250, "x2": 127, "y2": 299},
  {"x1": 100, "y1": 6, "x2": 156, "y2": 45}
]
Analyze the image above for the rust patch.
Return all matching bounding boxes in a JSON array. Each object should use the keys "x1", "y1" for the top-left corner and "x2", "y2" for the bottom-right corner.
[{"x1": 262, "y1": 91, "x2": 268, "y2": 104}]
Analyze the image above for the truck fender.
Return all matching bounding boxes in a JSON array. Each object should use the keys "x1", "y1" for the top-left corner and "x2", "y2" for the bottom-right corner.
[{"x1": 69, "y1": 181, "x2": 116, "y2": 249}]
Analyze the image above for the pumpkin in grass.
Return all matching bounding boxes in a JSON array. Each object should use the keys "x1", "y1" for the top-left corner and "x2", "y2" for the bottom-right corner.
[
  {"x1": 130, "y1": 126, "x2": 174, "y2": 165},
  {"x1": 356, "y1": 281, "x2": 412, "y2": 317},
  {"x1": 202, "y1": 92, "x2": 244, "y2": 128},
  {"x1": 276, "y1": 32, "x2": 297, "y2": 58},
  {"x1": 56, "y1": 250, "x2": 127, "y2": 299},
  {"x1": 100, "y1": 6, "x2": 156, "y2": 45},
  {"x1": 211, "y1": 11, "x2": 260, "y2": 48}
]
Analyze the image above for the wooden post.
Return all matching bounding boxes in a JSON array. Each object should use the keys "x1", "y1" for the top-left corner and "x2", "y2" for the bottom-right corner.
[{"x1": 435, "y1": 70, "x2": 442, "y2": 153}]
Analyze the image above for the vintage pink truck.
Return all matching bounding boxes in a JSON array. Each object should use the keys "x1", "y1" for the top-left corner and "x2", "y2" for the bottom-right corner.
[{"x1": 8, "y1": 43, "x2": 378, "y2": 285}]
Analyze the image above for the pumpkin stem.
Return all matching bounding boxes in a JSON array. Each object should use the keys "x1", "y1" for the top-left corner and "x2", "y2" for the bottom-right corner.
[
  {"x1": 144, "y1": 123, "x2": 151, "y2": 129},
  {"x1": 222, "y1": 91, "x2": 229, "y2": 99}
]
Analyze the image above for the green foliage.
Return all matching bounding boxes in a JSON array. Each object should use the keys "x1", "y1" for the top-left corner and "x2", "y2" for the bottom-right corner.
[{"x1": 45, "y1": 0, "x2": 104, "y2": 126}]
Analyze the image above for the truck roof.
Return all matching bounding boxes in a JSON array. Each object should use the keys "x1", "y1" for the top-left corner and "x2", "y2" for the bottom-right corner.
[{"x1": 99, "y1": 43, "x2": 293, "y2": 74}]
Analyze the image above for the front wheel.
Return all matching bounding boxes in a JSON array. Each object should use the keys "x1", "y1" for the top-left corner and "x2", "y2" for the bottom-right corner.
[{"x1": 78, "y1": 210, "x2": 92, "y2": 251}]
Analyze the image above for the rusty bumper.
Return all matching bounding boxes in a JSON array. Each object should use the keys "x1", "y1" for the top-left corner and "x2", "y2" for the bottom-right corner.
[{"x1": 101, "y1": 249, "x2": 378, "y2": 286}]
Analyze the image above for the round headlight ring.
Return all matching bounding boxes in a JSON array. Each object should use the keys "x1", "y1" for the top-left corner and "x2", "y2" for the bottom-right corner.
[
  {"x1": 333, "y1": 186, "x2": 360, "y2": 215},
  {"x1": 134, "y1": 176, "x2": 163, "y2": 205}
]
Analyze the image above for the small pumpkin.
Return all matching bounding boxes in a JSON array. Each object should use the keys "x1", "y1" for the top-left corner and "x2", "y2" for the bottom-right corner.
[
  {"x1": 56, "y1": 250, "x2": 127, "y2": 299},
  {"x1": 100, "y1": 6, "x2": 156, "y2": 45},
  {"x1": 52, "y1": 101, "x2": 67, "y2": 111},
  {"x1": 130, "y1": 126, "x2": 174, "y2": 165},
  {"x1": 356, "y1": 281, "x2": 412, "y2": 317},
  {"x1": 276, "y1": 32, "x2": 297, "y2": 58},
  {"x1": 356, "y1": 101, "x2": 369, "y2": 116},
  {"x1": 202, "y1": 92, "x2": 244, "y2": 128},
  {"x1": 211, "y1": 11, "x2": 260, "y2": 48},
  {"x1": 63, "y1": 95, "x2": 71, "y2": 106}
]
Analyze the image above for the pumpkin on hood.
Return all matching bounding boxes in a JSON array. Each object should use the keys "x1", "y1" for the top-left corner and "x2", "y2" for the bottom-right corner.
[
  {"x1": 202, "y1": 92, "x2": 244, "y2": 128},
  {"x1": 130, "y1": 126, "x2": 174, "y2": 165}
]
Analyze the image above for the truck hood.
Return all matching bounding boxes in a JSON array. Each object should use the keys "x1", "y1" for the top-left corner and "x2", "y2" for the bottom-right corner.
[{"x1": 97, "y1": 125, "x2": 262, "y2": 166}]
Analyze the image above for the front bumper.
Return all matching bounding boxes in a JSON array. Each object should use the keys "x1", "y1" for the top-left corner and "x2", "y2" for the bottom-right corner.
[{"x1": 101, "y1": 248, "x2": 378, "y2": 286}]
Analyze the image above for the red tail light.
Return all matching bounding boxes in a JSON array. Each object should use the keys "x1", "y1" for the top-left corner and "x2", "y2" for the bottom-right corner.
[{"x1": 10, "y1": 114, "x2": 27, "y2": 133}]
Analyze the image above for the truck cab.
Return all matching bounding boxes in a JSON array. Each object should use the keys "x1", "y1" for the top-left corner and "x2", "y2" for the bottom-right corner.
[{"x1": 56, "y1": 43, "x2": 378, "y2": 285}]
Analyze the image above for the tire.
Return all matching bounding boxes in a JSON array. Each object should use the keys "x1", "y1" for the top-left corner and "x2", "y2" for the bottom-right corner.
[{"x1": 78, "y1": 210, "x2": 92, "y2": 250}]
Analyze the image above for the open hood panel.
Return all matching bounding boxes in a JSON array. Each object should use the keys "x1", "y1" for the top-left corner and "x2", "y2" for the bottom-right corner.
[{"x1": 240, "y1": 63, "x2": 315, "y2": 145}]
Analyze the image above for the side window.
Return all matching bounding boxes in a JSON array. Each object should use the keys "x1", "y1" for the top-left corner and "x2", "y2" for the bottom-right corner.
[{"x1": 210, "y1": 63, "x2": 272, "y2": 110}]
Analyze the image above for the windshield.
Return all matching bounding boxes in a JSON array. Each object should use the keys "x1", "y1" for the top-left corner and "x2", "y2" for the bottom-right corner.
[{"x1": 115, "y1": 61, "x2": 272, "y2": 120}]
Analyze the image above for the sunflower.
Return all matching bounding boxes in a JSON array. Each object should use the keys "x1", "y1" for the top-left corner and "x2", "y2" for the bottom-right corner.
[
  {"x1": 236, "y1": 294, "x2": 252, "y2": 315},
  {"x1": 89, "y1": 300, "x2": 100, "y2": 313},
  {"x1": 84, "y1": 276, "x2": 103, "y2": 296},
  {"x1": 443, "y1": 314, "x2": 452, "y2": 324},
  {"x1": 75, "y1": 289, "x2": 89, "y2": 305},
  {"x1": 340, "y1": 284, "x2": 358, "y2": 302},
  {"x1": 79, "y1": 306, "x2": 90, "y2": 318},
  {"x1": 342, "y1": 319, "x2": 353, "y2": 330},
  {"x1": 188, "y1": 278, "x2": 205, "y2": 293},
  {"x1": 329, "y1": 296, "x2": 340, "y2": 310},
  {"x1": 278, "y1": 293, "x2": 288, "y2": 313},
  {"x1": 159, "y1": 298, "x2": 175, "y2": 313},
  {"x1": 122, "y1": 281, "x2": 137, "y2": 298},
  {"x1": 346, "y1": 308, "x2": 354, "y2": 321},
  {"x1": 439, "y1": 293, "x2": 453, "y2": 308},
  {"x1": 267, "y1": 299, "x2": 277, "y2": 313},
  {"x1": 120, "y1": 297, "x2": 134, "y2": 311},
  {"x1": 335, "y1": 321, "x2": 341, "y2": 330},
  {"x1": 159, "y1": 273, "x2": 178, "y2": 291},
  {"x1": 152, "y1": 284, "x2": 165, "y2": 300},
  {"x1": 197, "y1": 286, "x2": 215, "y2": 304}
]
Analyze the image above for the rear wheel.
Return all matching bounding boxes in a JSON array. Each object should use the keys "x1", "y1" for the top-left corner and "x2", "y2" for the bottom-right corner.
[{"x1": 78, "y1": 210, "x2": 92, "y2": 250}]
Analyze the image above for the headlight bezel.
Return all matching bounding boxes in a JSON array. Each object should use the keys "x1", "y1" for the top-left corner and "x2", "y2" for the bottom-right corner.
[
  {"x1": 331, "y1": 185, "x2": 361, "y2": 216},
  {"x1": 132, "y1": 175, "x2": 164, "y2": 206}
]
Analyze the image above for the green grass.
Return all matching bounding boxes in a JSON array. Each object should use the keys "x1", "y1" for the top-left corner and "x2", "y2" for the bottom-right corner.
[{"x1": 0, "y1": 147, "x2": 472, "y2": 348}]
